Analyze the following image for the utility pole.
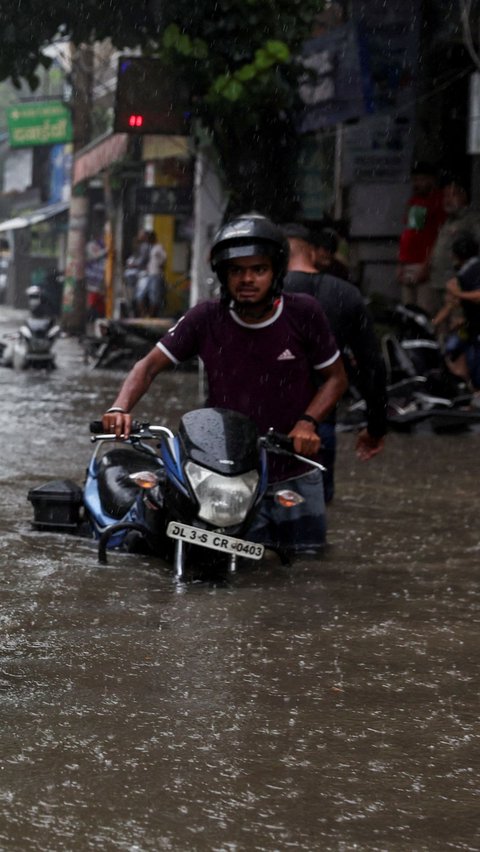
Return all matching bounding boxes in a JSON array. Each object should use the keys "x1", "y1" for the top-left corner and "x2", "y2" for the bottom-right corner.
[{"x1": 61, "y1": 43, "x2": 93, "y2": 335}]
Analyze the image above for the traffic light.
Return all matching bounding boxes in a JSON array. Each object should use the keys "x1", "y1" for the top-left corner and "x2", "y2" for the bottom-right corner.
[
  {"x1": 114, "y1": 57, "x2": 191, "y2": 135},
  {"x1": 128, "y1": 115, "x2": 144, "y2": 128}
]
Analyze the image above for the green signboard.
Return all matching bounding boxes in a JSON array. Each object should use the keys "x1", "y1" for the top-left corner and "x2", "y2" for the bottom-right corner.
[{"x1": 7, "y1": 101, "x2": 73, "y2": 148}]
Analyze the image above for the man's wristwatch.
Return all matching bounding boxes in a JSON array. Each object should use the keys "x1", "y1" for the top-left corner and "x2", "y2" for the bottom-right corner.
[{"x1": 297, "y1": 414, "x2": 319, "y2": 428}]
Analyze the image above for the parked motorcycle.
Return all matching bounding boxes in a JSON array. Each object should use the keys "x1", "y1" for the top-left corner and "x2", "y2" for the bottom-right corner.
[
  {"x1": 339, "y1": 302, "x2": 478, "y2": 433},
  {"x1": 0, "y1": 286, "x2": 61, "y2": 370},
  {"x1": 83, "y1": 317, "x2": 174, "y2": 369},
  {"x1": 28, "y1": 408, "x2": 324, "y2": 581}
]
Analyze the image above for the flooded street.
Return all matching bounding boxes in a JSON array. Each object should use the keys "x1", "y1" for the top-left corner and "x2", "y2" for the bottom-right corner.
[{"x1": 1, "y1": 310, "x2": 479, "y2": 852}]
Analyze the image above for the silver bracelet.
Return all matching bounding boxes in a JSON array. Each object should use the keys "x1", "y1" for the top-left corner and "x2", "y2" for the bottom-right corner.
[{"x1": 106, "y1": 406, "x2": 127, "y2": 414}]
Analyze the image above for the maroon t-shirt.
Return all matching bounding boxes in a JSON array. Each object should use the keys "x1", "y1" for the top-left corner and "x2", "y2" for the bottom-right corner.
[{"x1": 157, "y1": 293, "x2": 340, "y2": 481}]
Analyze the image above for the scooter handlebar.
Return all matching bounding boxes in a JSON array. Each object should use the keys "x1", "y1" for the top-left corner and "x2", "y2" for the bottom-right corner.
[
  {"x1": 89, "y1": 420, "x2": 175, "y2": 442},
  {"x1": 264, "y1": 430, "x2": 294, "y2": 452},
  {"x1": 262, "y1": 429, "x2": 325, "y2": 472},
  {"x1": 89, "y1": 418, "x2": 144, "y2": 439}
]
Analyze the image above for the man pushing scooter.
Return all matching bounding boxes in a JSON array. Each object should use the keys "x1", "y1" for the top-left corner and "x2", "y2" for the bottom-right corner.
[{"x1": 102, "y1": 215, "x2": 347, "y2": 554}]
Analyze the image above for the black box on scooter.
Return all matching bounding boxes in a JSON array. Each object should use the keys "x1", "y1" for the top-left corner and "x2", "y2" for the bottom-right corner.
[{"x1": 27, "y1": 479, "x2": 84, "y2": 531}]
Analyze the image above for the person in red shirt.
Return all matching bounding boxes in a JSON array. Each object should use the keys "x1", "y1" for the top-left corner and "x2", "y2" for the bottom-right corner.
[{"x1": 397, "y1": 162, "x2": 446, "y2": 310}]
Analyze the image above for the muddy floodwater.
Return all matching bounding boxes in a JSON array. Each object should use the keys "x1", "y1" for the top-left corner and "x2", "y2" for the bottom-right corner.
[{"x1": 1, "y1": 310, "x2": 479, "y2": 851}]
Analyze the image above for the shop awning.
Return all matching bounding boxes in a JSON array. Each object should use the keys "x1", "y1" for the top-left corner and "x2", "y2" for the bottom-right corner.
[
  {"x1": 73, "y1": 132, "x2": 129, "y2": 185},
  {"x1": 142, "y1": 135, "x2": 191, "y2": 160},
  {"x1": 0, "y1": 200, "x2": 69, "y2": 232}
]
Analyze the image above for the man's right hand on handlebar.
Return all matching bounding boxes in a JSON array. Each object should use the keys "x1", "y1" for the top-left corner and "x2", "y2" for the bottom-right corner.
[{"x1": 102, "y1": 410, "x2": 133, "y2": 439}]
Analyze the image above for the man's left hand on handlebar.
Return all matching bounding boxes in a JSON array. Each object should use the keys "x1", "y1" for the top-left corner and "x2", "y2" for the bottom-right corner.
[
  {"x1": 289, "y1": 419, "x2": 321, "y2": 456},
  {"x1": 102, "y1": 411, "x2": 133, "y2": 439}
]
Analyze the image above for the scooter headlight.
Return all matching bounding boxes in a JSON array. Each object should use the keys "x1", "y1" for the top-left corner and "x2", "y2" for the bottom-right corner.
[{"x1": 185, "y1": 462, "x2": 259, "y2": 527}]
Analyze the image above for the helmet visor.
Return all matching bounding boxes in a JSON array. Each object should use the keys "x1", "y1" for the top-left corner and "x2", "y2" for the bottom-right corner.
[{"x1": 211, "y1": 241, "x2": 279, "y2": 268}]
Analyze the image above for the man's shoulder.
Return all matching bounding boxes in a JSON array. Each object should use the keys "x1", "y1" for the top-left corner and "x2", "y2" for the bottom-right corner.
[
  {"x1": 408, "y1": 190, "x2": 442, "y2": 209},
  {"x1": 168, "y1": 299, "x2": 223, "y2": 329},
  {"x1": 286, "y1": 271, "x2": 361, "y2": 303},
  {"x1": 316, "y1": 271, "x2": 358, "y2": 295},
  {"x1": 284, "y1": 270, "x2": 335, "y2": 293},
  {"x1": 281, "y1": 292, "x2": 338, "y2": 332},
  {"x1": 459, "y1": 257, "x2": 480, "y2": 283},
  {"x1": 282, "y1": 289, "x2": 323, "y2": 312},
  {"x1": 185, "y1": 298, "x2": 222, "y2": 316}
]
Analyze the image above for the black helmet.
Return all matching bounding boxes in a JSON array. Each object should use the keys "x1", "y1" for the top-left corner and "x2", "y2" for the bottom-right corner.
[{"x1": 210, "y1": 215, "x2": 289, "y2": 299}]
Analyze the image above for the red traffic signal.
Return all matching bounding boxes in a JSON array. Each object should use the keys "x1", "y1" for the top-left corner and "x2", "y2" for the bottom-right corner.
[{"x1": 114, "y1": 57, "x2": 191, "y2": 135}]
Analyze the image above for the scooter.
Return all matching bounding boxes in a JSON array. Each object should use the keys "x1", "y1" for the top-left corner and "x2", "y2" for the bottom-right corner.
[
  {"x1": 0, "y1": 286, "x2": 61, "y2": 370},
  {"x1": 81, "y1": 408, "x2": 324, "y2": 580}
]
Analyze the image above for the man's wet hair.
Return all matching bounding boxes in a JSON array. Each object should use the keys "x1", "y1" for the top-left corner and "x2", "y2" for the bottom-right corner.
[
  {"x1": 313, "y1": 227, "x2": 339, "y2": 254},
  {"x1": 452, "y1": 231, "x2": 479, "y2": 261},
  {"x1": 281, "y1": 222, "x2": 341, "y2": 255},
  {"x1": 281, "y1": 222, "x2": 313, "y2": 243},
  {"x1": 443, "y1": 177, "x2": 470, "y2": 199}
]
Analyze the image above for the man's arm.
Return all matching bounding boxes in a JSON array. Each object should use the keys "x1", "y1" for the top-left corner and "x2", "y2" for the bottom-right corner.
[
  {"x1": 344, "y1": 301, "x2": 388, "y2": 459},
  {"x1": 102, "y1": 346, "x2": 173, "y2": 438},
  {"x1": 448, "y1": 277, "x2": 480, "y2": 303},
  {"x1": 432, "y1": 280, "x2": 459, "y2": 327},
  {"x1": 288, "y1": 357, "x2": 348, "y2": 456}
]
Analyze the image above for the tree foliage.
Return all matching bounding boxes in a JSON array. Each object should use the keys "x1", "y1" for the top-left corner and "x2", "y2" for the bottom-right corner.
[{"x1": 0, "y1": 0, "x2": 325, "y2": 219}]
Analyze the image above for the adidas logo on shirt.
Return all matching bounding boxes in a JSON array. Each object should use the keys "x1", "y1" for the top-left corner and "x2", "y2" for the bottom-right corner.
[{"x1": 277, "y1": 349, "x2": 296, "y2": 360}]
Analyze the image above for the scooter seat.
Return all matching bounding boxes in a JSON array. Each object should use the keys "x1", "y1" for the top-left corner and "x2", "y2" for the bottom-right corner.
[{"x1": 97, "y1": 448, "x2": 163, "y2": 520}]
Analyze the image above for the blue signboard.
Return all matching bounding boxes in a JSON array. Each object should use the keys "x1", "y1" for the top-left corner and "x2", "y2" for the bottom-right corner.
[
  {"x1": 49, "y1": 144, "x2": 72, "y2": 203},
  {"x1": 297, "y1": 24, "x2": 366, "y2": 132},
  {"x1": 297, "y1": 2, "x2": 420, "y2": 133}
]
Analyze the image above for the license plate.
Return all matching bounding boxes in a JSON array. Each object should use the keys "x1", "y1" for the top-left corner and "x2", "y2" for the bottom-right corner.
[{"x1": 166, "y1": 521, "x2": 264, "y2": 560}]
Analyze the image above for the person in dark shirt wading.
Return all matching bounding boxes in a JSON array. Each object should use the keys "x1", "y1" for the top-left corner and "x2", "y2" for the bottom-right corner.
[{"x1": 282, "y1": 223, "x2": 387, "y2": 503}]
